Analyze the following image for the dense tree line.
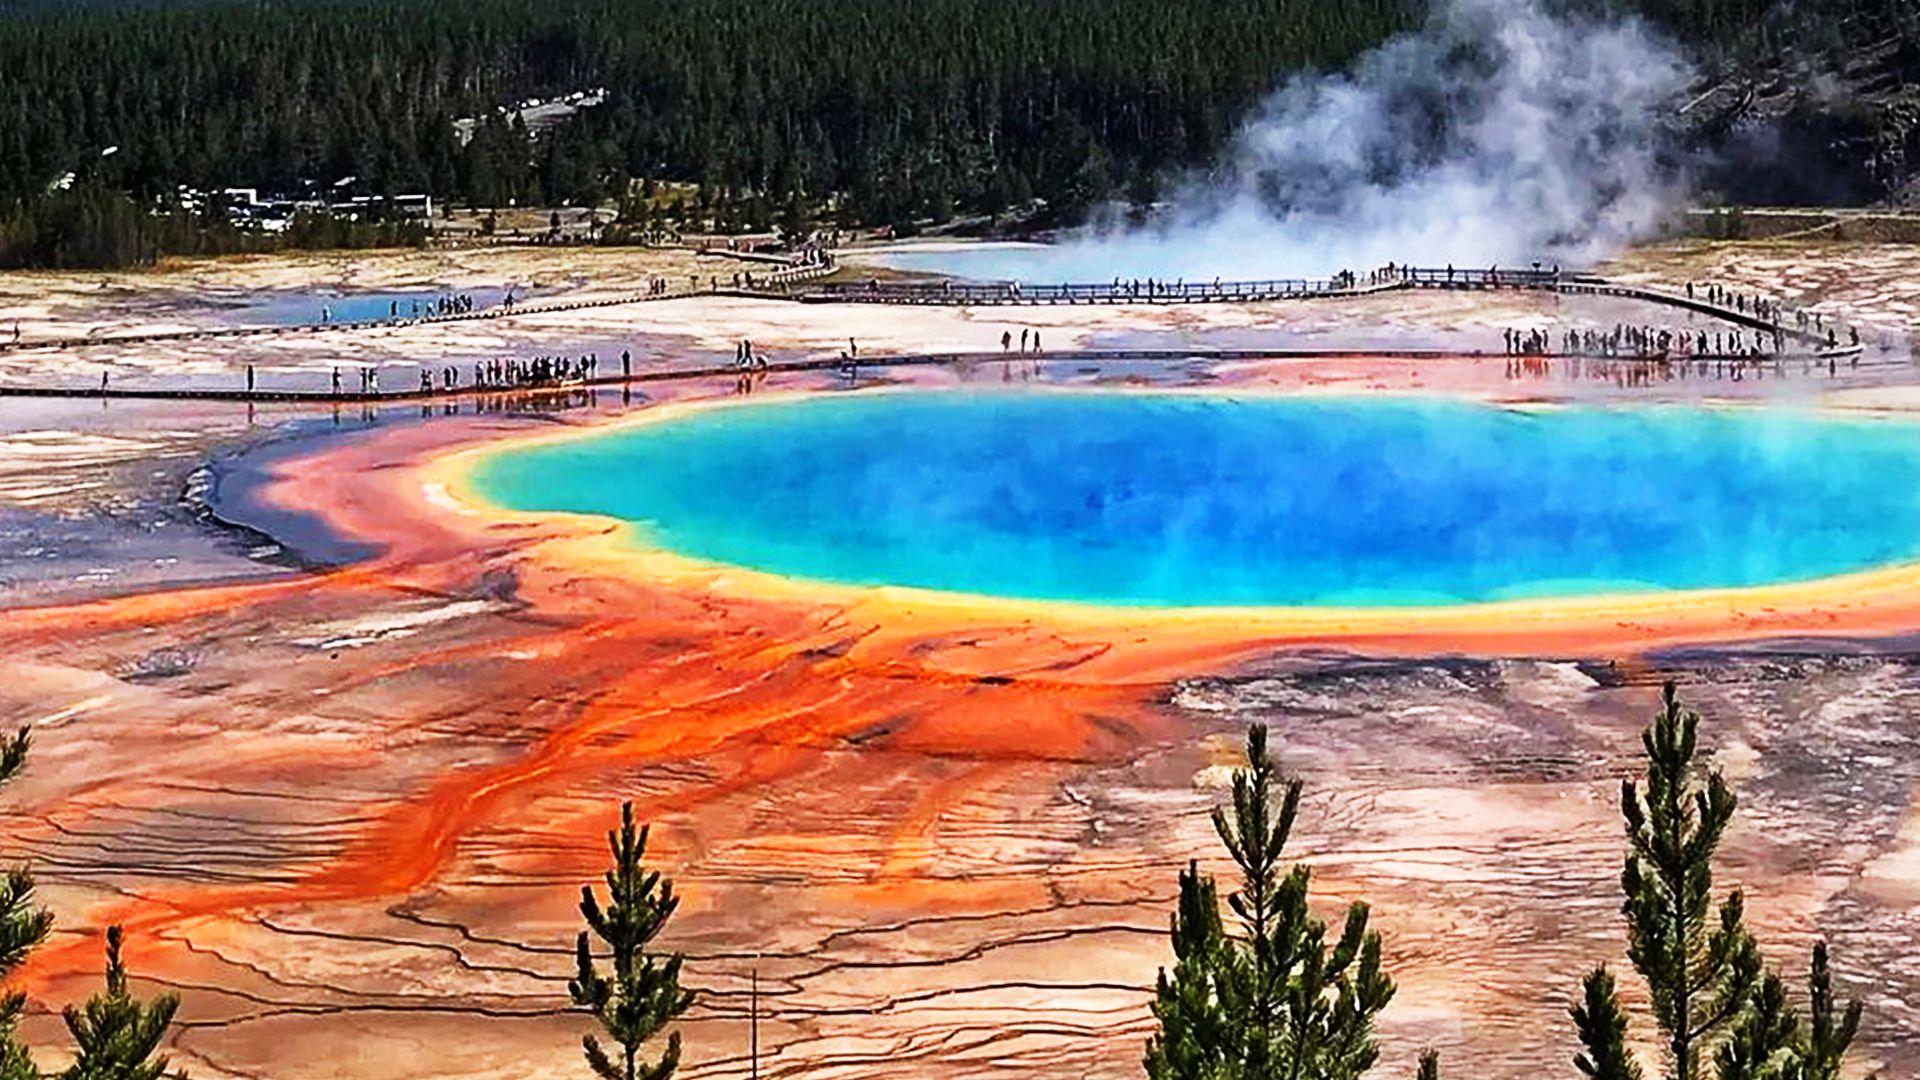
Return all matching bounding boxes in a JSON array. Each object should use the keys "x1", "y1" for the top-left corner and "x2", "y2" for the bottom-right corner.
[
  {"x1": 0, "y1": 185, "x2": 429, "y2": 270},
  {"x1": 0, "y1": 0, "x2": 1414, "y2": 232},
  {"x1": 0, "y1": 0, "x2": 1912, "y2": 268}
]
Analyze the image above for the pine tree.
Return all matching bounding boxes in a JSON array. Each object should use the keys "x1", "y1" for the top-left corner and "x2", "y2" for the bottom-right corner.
[
  {"x1": 1572, "y1": 682, "x2": 1873, "y2": 1080},
  {"x1": 1145, "y1": 725, "x2": 1394, "y2": 1080},
  {"x1": 1714, "y1": 972, "x2": 1796, "y2": 1080},
  {"x1": 59, "y1": 925, "x2": 183, "y2": 1080},
  {"x1": 1573, "y1": 681, "x2": 1759, "y2": 1080},
  {"x1": 1572, "y1": 968, "x2": 1642, "y2": 1080},
  {"x1": 1144, "y1": 861, "x2": 1235, "y2": 1079},
  {"x1": 1799, "y1": 942, "x2": 1863, "y2": 1080},
  {"x1": 0, "y1": 728, "x2": 50, "y2": 1080},
  {"x1": 569, "y1": 801, "x2": 692, "y2": 1080}
]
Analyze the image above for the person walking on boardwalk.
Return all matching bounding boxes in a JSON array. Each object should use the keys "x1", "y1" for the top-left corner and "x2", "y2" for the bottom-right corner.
[
  {"x1": 1001, "y1": 330, "x2": 1012, "y2": 352},
  {"x1": 622, "y1": 350, "x2": 631, "y2": 379},
  {"x1": 332, "y1": 367, "x2": 342, "y2": 395},
  {"x1": 246, "y1": 364, "x2": 255, "y2": 395},
  {"x1": 1020, "y1": 329, "x2": 1029, "y2": 352}
]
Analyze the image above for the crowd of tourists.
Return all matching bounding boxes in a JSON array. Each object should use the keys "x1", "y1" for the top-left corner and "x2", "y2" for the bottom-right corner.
[
  {"x1": 315, "y1": 346, "x2": 673, "y2": 399},
  {"x1": 1504, "y1": 318, "x2": 1859, "y2": 359},
  {"x1": 472, "y1": 354, "x2": 601, "y2": 389}
]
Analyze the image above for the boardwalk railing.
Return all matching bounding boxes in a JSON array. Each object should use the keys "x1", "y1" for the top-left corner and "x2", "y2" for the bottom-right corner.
[
  {"x1": 791, "y1": 265, "x2": 1849, "y2": 350},
  {"x1": 0, "y1": 252, "x2": 832, "y2": 355},
  {"x1": 0, "y1": 258, "x2": 1863, "y2": 374},
  {"x1": 799, "y1": 266, "x2": 1600, "y2": 306},
  {"x1": 800, "y1": 275, "x2": 1385, "y2": 305},
  {"x1": 0, "y1": 342, "x2": 1873, "y2": 404}
]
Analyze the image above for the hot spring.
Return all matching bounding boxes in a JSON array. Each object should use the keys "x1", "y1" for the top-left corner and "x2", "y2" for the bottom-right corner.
[
  {"x1": 232, "y1": 285, "x2": 527, "y2": 327},
  {"x1": 468, "y1": 393, "x2": 1920, "y2": 608}
]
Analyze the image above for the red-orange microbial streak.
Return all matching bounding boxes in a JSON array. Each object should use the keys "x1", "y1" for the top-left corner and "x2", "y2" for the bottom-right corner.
[
  {"x1": 0, "y1": 563, "x2": 392, "y2": 639},
  {"x1": 4, "y1": 411, "x2": 1173, "y2": 1000},
  {"x1": 14, "y1": 613, "x2": 1160, "y2": 988}
]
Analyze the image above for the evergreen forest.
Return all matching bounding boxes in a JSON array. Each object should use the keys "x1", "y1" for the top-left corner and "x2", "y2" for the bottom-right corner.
[{"x1": 0, "y1": 0, "x2": 1913, "y2": 267}]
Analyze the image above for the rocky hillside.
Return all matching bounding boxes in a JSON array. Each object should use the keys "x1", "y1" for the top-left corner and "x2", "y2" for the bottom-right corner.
[{"x1": 1686, "y1": 10, "x2": 1920, "y2": 206}]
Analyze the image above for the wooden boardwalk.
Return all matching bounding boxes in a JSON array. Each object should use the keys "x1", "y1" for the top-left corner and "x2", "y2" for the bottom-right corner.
[
  {"x1": 0, "y1": 260, "x2": 1866, "y2": 401},
  {"x1": 791, "y1": 266, "x2": 1839, "y2": 349},
  {"x1": 0, "y1": 342, "x2": 1869, "y2": 404},
  {"x1": 0, "y1": 259, "x2": 835, "y2": 355}
]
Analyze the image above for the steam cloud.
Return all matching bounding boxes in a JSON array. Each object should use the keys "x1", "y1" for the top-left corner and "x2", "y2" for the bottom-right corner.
[{"x1": 937, "y1": 0, "x2": 1693, "y2": 282}]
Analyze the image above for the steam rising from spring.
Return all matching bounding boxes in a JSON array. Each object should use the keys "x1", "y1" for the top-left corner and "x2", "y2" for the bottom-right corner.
[{"x1": 927, "y1": 0, "x2": 1692, "y2": 282}]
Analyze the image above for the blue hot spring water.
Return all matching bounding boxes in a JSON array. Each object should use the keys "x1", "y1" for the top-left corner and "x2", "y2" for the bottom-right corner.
[{"x1": 469, "y1": 393, "x2": 1920, "y2": 608}]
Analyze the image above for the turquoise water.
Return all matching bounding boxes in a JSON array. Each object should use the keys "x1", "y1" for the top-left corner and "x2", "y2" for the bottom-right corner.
[{"x1": 470, "y1": 393, "x2": 1920, "y2": 608}]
